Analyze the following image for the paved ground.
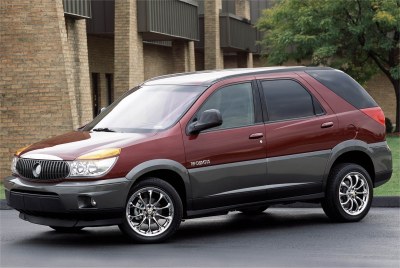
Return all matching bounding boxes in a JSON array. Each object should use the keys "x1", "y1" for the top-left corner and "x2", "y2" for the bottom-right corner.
[{"x1": 1, "y1": 208, "x2": 399, "y2": 268}]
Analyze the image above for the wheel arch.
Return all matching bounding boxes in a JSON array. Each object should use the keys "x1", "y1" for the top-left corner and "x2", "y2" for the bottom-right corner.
[
  {"x1": 323, "y1": 140, "x2": 375, "y2": 189},
  {"x1": 125, "y1": 159, "x2": 192, "y2": 213}
]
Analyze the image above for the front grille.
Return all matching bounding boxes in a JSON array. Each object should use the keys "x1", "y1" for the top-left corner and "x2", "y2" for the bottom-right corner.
[{"x1": 16, "y1": 158, "x2": 70, "y2": 181}]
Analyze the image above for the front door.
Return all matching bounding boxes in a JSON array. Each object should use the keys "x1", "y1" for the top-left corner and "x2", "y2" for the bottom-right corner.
[{"x1": 182, "y1": 82, "x2": 267, "y2": 209}]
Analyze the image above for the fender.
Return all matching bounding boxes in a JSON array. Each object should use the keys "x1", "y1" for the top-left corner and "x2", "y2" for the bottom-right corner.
[
  {"x1": 125, "y1": 159, "x2": 192, "y2": 205},
  {"x1": 322, "y1": 140, "x2": 375, "y2": 188}
]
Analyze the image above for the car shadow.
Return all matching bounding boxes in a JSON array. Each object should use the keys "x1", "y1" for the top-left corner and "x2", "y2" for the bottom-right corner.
[{"x1": 10, "y1": 209, "x2": 334, "y2": 247}]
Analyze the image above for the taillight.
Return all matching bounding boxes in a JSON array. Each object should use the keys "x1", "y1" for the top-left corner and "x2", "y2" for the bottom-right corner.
[{"x1": 360, "y1": 107, "x2": 385, "y2": 126}]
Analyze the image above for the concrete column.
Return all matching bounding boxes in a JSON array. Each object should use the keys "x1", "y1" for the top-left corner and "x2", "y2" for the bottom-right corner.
[
  {"x1": 172, "y1": 40, "x2": 196, "y2": 73},
  {"x1": 188, "y1": 41, "x2": 196, "y2": 72},
  {"x1": 235, "y1": 0, "x2": 253, "y2": 68},
  {"x1": 235, "y1": 0, "x2": 251, "y2": 20},
  {"x1": 204, "y1": 0, "x2": 224, "y2": 70},
  {"x1": 114, "y1": 0, "x2": 144, "y2": 97},
  {"x1": 65, "y1": 18, "x2": 93, "y2": 126}
]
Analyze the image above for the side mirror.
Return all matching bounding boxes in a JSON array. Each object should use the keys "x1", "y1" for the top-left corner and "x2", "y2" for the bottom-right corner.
[{"x1": 188, "y1": 109, "x2": 223, "y2": 134}]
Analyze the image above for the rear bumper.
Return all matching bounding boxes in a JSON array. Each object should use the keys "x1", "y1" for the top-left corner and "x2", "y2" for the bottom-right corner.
[
  {"x1": 3, "y1": 176, "x2": 130, "y2": 227},
  {"x1": 369, "y1": 141, "x2": 392, "y2": 188}
]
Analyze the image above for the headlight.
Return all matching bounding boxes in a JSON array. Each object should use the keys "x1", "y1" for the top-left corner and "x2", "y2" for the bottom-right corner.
[
  {"x1": 68, "y1": 157, "x2": 118, "y2": 177},
  {"x1": 11, "y1": 156, "x2": 19, "y2": 175}
]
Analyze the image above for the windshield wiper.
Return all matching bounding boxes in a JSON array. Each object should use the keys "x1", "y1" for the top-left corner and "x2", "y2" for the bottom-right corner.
[{"x1": 92, "y1": 127, "x2": 116, "y2": 132}]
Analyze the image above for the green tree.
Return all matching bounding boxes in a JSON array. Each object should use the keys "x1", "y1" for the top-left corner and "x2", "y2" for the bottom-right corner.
[{"x1": 257, "y1": 0, "x2": 400, "y2": 132}]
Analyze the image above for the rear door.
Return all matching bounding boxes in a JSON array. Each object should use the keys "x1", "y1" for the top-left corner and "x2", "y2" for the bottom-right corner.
[
  {"x1": 182, "y1": 81, "x2": 267, "y2": 209},
  {"x1": 257, "y1": 74, "x2": 339, "y2": 199}
]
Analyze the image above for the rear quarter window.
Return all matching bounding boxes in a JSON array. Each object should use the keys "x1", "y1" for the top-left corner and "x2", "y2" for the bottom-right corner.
[{"x1": 306, "y1": 70, "x2": 377, "y2": 109}]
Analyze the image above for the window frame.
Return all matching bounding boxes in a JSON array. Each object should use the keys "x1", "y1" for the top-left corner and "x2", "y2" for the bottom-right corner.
[
  {"x1": 186, "y1": 80, "x2": 263, "y2": 135},
  {"x1": 257, "y1": 78, "x2": 326, "y2": 123}
]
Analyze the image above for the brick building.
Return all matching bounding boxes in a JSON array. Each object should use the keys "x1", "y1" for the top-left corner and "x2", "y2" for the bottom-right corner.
[{"x1": 0, "y1": 0, "x2": 396, "y2": 179}]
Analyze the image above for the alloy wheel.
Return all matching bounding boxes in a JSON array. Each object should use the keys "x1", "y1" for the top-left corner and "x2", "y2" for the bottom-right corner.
[
  {"x1": 338, "y1": 172, "x2": 369, "y2": 216},
  {"x1": 125, "y1": 187, "x2": 174, "y2": 237}
]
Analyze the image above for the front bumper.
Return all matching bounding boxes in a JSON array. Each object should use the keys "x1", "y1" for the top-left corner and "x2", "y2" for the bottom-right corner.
[{"x1": 3, "y1": 176, "x2": 131, "y2": 227}]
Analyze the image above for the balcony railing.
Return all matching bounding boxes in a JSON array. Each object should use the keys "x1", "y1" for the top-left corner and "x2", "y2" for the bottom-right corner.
[
  {"x1": 196, "y1": 14, "x2": 258, "y2": 53},
  {"x1": 63, "y1": 0, "x2": 91, "y2": 19},
  {"x1": 138, "y1": 0, "x2": 199, "y2": 41},
  {"x1": 220, "y1": 14, "x2": 258, "y2": 52},
  {"x1": 87, "y1": 0, "x2": 199, "y2": 41}
]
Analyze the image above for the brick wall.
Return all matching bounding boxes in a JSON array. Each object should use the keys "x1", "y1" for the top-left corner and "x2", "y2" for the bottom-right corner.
[
  {"x1": 114, "y1": 0, "x2": 144, "y2": 98},
  {"x1": 0, "y1": 0, "x2": 91, "y2": 179},
  {"x1": 204, "y1": 0, "x2": 224, "y2": 69},
  {"x1": 143, "y1": 44, "x2": 174, "y2": 80},
  {"x1": 65, "y1": 18, "x2": 93, "y2": 127}
]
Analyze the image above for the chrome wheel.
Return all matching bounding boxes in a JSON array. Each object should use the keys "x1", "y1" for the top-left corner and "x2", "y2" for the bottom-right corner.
[
  {"x1": 338, "y1": 172, "x2": 369, "y2": 216},
  {"x1": 126, "y1": 187, "x2": 174, "y2": 237}
]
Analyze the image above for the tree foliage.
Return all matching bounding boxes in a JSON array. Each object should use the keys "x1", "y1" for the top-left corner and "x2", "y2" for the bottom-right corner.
[{"x1": 257, "y1": 0, "x2": 400, "y2": 131}]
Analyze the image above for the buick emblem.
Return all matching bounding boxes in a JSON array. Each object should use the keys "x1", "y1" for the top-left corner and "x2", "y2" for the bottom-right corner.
[{"x1": 32, "y1": 163, "x2": 42, "y2": 178}]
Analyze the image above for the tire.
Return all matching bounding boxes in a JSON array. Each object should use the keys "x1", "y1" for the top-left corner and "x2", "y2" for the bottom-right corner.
[
  {"x1": 239, "y1": 206, "x2": 269, "y2": 215},
  {"x1": 322, "y1": 163, "x2": 373, "y2": 222},
  {"x1": 118, "y1": 178, "x2": 183, "y2": 243},
  {"x1": 50, "y1": 226, "x2": 84, "y2": 233}
]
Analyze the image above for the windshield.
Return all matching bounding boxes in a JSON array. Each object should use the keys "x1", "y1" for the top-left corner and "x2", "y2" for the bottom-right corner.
[{"x1": 84, "y1": 85, "x2": 207, "y2": 133}]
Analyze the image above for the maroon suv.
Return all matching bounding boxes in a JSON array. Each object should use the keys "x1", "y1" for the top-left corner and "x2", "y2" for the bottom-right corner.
[{"x1": 4, "y1": 67, "x2": 392, "y2": 243}]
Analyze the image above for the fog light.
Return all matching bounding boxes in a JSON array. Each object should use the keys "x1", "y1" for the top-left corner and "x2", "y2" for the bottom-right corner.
[{"x1": 78, "y1": 195, "x2": 97, "y2": 208}]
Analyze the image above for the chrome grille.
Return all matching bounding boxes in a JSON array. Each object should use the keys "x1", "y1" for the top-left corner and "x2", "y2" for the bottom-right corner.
[{"x1": 16, "y1": 158, "x2": 70, "y2": 181}]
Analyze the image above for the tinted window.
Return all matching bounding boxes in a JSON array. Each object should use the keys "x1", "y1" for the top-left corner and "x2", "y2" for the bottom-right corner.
[
  {"x1": 306, "y1": 69, "x2": 377, "y2": 109},
  {"x1": 196, "y1": 83, "x2": 255, "y2": 130},
  {"x1": 262, "y1": 80, "x2": 315, "y2": 121}
]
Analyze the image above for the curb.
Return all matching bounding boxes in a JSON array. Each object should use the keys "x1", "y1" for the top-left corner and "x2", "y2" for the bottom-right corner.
[{"x1": 1, "y1": 197, "x2": 399, "y2": 210}]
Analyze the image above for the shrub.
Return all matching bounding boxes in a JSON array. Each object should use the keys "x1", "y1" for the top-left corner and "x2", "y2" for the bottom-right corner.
[{"x1": 385, "y1": 117, "x2": 393, "y2": 133}]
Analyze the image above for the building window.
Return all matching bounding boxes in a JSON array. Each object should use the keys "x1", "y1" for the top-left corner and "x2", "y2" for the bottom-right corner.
[
  {"x1": 91, "y1": 73, "x2": 100, "y2": 117},
  {"x1": 105, "y1": 73, "x2": 114, "y2": 105}
]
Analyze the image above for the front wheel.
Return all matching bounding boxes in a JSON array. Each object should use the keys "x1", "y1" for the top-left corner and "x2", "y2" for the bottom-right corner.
[
  {"x1": 322, "y1": 163, "x2": 373, "y2": 222},
  {"x1": 119, "y1": 178, "x2": 183, "y2": 243}
]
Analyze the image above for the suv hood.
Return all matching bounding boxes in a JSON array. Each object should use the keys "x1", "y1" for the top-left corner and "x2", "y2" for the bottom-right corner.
[{"x1": 19, "y1": 131, "x2": 157, "y2": 160}]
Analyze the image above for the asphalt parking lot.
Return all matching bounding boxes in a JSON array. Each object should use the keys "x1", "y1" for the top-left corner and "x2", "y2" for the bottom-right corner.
[{"x1": 1, "y1": 207, "x2": 399, "y2": 268}]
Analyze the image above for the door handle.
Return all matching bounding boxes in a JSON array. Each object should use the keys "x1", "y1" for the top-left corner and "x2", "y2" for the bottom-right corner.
[
  {"x1": 249, "y1": 133, "x2": 264, "y2": 139},
  {"x1": 321, "y1": 122, "x2": 334, "y2": 128}
]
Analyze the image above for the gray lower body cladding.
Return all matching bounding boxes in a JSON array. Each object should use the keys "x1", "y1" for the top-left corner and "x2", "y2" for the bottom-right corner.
[
  {"x1": 4, "y1": 176, "x2": 130, "y2": 227},
  {"x1": 3, "y1": 141, "x2": 392, "y2": 226}
]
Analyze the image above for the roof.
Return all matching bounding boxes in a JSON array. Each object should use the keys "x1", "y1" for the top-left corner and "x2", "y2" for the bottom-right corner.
[{"x1": 143, "y1": 66, "x2": 334, "y2": 86}]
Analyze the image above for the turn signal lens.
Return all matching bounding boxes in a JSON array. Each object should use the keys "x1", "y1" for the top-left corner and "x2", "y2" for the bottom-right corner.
[
  {"x1": 361, "y1": 107, "x2": 385, "y2": 126},
  {"x1": 15, "y1": 145, "x2": 31, "y2": 156},
  {"x1": 77, "y1": 148, "x2": 121, "y2": 160}
]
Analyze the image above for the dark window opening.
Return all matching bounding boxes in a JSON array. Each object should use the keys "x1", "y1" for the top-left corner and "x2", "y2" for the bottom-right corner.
[
  {"x1": 106, "y1": 73, "x2": 114, "y2": 105},
  {"x1": 91, "y1": 73, "x2": 100, "y2": 118}
]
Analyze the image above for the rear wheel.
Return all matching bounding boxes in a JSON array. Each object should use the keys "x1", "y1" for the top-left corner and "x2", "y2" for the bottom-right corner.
[
  {"x1": 119, "y1": 178, "x2": 183, "y2": 243},
  {"x1": 322, "y1": 163, "x2": 373, "y2": 222},
  {"x1": 239, "y1": 206, "x2": 269, "y2": 215}
]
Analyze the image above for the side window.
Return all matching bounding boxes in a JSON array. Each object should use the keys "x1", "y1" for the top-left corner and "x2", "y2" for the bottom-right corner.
[
  {"x1": 262, "y1": 80, "x2": 320, "y2": 121},
  {"x1": 196, "y1": 83, "x2": 255, "y2": 130}
]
